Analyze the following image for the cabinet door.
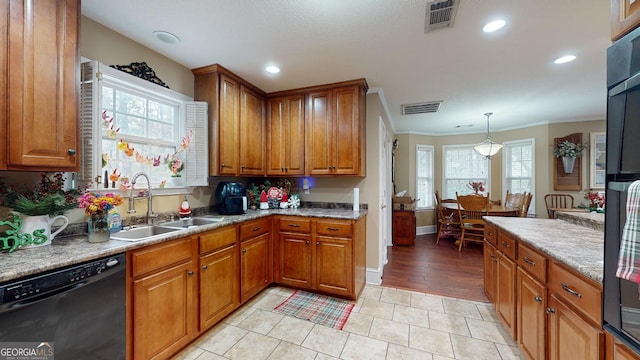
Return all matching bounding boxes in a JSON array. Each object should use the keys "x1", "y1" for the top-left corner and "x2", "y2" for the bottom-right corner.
[
  {"x1": 239, "y1": 86, "x2": 265, "y2": 175},
  {"x1": 315, "y1": 236, "x2": 353, "y2": 297},
  {"x1": 306, "y1": 90, "x2": 333, "y2": 175},
  {"x1": 7, "y1": 0, "x2": 79, "y2": 170},
  {"x1": 497, "y1": 251, "x2": 517, "y2": 339},
  {"x1": 266, "y1": 96, "x2": 305, "y2": 176},
  {"x1": 200, "y1": 244, "x2": 239, "y2": 331},
  {"x1": 332, "y1": 85, "x2": 361, "y2": 175},
  {"x1": 240, "y1": 232, "x2": 270, "y2": 303},
  {"x1": 392, "y1": 211, "x2": 415, "y2": 245},
  {"x1": 133, "y1": 261, "x2": 196, "y2": 360},
  {"x1": 517, "y1": 267, "x2": 546, "y2": 360},
  {"x1": 611, "y1": 0, "x2": 640, "y2": 41},
  {"x1": 483, "y1": 242, "x2": 498, "y2": 303},
  {"x1": 218, "y1": 74, "x2": 239, "y2": 175},
  {"x1": 548, "y1": 294, "x2": 604, "y2": 360},
  {"x1": 278, "y1": 232, "x2": 313, "y2": 288}
]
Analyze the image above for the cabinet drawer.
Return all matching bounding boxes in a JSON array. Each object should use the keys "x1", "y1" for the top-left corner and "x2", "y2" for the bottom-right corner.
[
  {"x1": 200, "y1": 225, "x2": 237, "y2": 254},
  {"x1": 517, "y1": 242, "x2": 547, "y2": 283},
  {"x1": 239, "y1": 218, "x2": 271, "y2": 241},
  {"x1": 497, "y1": 232, "x2": 516, "y2": 260},
  {"x1": 131, "y1": 237, "x2": 193, "y2": 277},
  {"x1": 549, "y1": 262, "x2": 602, "y2": 325},
  {"x1": 316, "y1": 219, "x2": 352, "y2": 238},
  {"x1": 279, "y1": 217, "x2": 311, "y2": 233},
  {"x1": 485, "y1": 224, "x2": 497, "y2": 246}
]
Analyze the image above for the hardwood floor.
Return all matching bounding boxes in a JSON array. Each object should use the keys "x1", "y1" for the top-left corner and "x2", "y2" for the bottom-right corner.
[{"x1": 381, "y1": 233, "x2": 488, "y2": 303}]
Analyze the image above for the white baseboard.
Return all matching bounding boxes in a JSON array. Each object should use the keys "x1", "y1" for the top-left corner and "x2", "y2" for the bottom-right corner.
[
  {"x1": 417, "y1": 225, "x2": 436, "y2": 235},
  {"x1": 366, "y1": 267, "x2": 382, "y2": 285}
]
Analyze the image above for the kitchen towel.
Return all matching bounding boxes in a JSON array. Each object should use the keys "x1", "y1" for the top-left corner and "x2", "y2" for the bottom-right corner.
[
  {"x1": 274, "y1": 290, "x2": 354, "y2": 330},
  {"x1": 617, "y1": 180, "x2": 640, "y2": 284}
]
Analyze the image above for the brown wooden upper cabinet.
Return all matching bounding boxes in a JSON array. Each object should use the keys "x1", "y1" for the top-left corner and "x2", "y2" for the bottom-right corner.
[
  {"x1": 2, "y1": 0, "x2": 80, "y2": 171},
  {"x1": 305, "y1": 83, "x2": 367, "y2": 176},
  {"x1": 612, "y1": 0, "x2": 640, "y2": 41},
  {"x1": 266, "y1": 95, "x2": 305, "y2": 176},
  {"x1": 192, "y1": 64, "x2": 267, "y2": 176}
]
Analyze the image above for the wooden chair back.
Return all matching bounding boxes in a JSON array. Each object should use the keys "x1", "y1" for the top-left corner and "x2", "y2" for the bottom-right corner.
[
  {"x1": 456, "y1": 192, "x2": 490, "y2": 222},
  {"x1": 544, "y1": 194, "x2": 574, "y2": 218},
  {"x1": 505, "y1": 190, "x2": 525, "y2": 209},
  {"x1": 520, "y1": 192, "x2": 533, "y2": 218}
]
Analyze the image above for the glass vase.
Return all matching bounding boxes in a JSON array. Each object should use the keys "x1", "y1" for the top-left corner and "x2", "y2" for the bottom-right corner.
[{"x1": 88, "y1": 213, "x2": 110, "y2": 243}]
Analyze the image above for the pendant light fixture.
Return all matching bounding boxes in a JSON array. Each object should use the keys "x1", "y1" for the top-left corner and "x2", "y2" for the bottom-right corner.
[{"x1": 474, "y1": 112, "x2": 503, "y2": 159}]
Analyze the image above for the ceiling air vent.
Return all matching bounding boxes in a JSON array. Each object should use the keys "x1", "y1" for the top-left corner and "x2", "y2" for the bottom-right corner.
[
  {"x1": 424, "y1": 0, "x2": 460, "y2": 33},
  {"x1": 401, "y1": 101, "x2": 442, "y2": 115}
]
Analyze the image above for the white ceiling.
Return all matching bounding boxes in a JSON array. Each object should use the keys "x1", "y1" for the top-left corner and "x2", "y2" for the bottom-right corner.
[{"x1": 81, "y1": 0, "x2": 611, "y2": 136}]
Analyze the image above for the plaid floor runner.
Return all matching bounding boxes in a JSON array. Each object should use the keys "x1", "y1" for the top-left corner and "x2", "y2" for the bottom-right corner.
[{"x1": 274, "y1": 290, "x2": 355, "y2": 330}]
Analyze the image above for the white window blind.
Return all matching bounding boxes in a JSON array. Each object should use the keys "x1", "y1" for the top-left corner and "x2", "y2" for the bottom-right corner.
[
  {"x1": 79, "y1": 60, "x2": 208, "y2": 189},
  {"x1": 502, "y1": 138, "x2": 536, "y2": 213},
  {"x1": 442, "y1": 145, "x2": 489, "y2": 199},
  {"x1": 416, "y1": 145, "x2": 434, "y2": 209}
]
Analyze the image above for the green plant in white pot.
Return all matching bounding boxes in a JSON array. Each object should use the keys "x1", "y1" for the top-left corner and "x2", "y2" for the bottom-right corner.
[
  {"x1": 553, "y1": 140, "x2": 588, "y2": 174},
  {"x1": 0, "y1": 173, "x2": 81, "y2": 251}
]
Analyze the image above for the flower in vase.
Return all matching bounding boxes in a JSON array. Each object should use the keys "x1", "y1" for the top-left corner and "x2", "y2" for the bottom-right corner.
[
  {"x1": 168, "y1": 156, "x2": 184, "y2": 177},
  {"x1": 78, "y1": 192, "x2": 123, "y2": 217},
  {"x1": 467, "y1": 181, "x2": 485, "y2": 194}
]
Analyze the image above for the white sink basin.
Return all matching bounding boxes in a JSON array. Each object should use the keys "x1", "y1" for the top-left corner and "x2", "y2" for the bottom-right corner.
[{"x1": 110, "y1": 225, "x2": 181, "y2": 242}]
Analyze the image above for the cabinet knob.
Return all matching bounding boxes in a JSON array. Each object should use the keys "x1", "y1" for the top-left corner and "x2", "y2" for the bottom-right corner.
[
  {"x1": 534, "y1": 296, "x2": 543, "y2": 303},
  {"x1": 242, "y1": 248, "x2": 247, "y2": 254},
  {"x1": 545, "y1": 308, "x2": 556, "y2": 315},
  {"x1": 316, "y1": 241, "x2": 320, "y2": 245},
  {"x1": 187, "y1": 271, "x2": 195, "y2": 276},
  {"x1": 221, "y1": 163, "x2": 226, "y2": 168},
  {"x1": 202, "y1": 265, "x2": 208, "y2": 270},
  {"x1": 281, "y1": 167, "x2": 285, "y2": 172},
  {"x1": 305, "y1": 240, "x2": 310, "y2": 244},
  {"x1": 284, "y1": 167, "x2": 288, "y2": 171},
  {"x1": 501, "y1": 241, "x2": 510, "y2": 248},
  {"x1": 67, "y1": 148, "x2": 76, "y2": 155}
]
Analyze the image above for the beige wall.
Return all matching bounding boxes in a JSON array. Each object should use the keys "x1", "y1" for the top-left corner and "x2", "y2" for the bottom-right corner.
[
  {"x1": 393, "y1": 120, "x2": 606, "y2": 228},
  {"x1": 81, "y1": 17, "x2": 195, "y2": 97}
]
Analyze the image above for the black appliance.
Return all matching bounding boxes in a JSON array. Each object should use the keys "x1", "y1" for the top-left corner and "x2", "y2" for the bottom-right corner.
[
  {"x1": 0, "y1": 253, "x2": 126, "y2": 359},
  {"x1": 215, "y1": 181, "x2": 248, "y2": 215},
  {"x1": 604, "y1": 24, "x2": 640, "y2": 354}
]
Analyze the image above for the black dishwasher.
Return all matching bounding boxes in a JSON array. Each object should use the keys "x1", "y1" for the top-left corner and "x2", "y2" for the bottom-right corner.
[{"x1": 0, "y1": 253, "x2": 126, "y2": 359}]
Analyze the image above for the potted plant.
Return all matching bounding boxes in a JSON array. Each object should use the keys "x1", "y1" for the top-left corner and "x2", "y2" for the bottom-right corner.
[
  {"x1": 553, "y1": 140, "x2": 588, "y2": 173},
  {"x1": 0, "y1": 173, "x2": 81, "y2": 250}
]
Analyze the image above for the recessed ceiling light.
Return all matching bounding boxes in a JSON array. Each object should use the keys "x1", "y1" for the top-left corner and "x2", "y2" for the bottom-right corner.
[
  {"x1": 153, "y1": 30, "x2": 180, "y2": 44},
  {"x1": 483, "y1": 19, "x2": 506, "y2": 33},
  {"x1": 554, "y1": 55, "x2": 576, "y2": 64},
  {"x1": 266, "y1": 65, "x2": 280, "y2": 74}
]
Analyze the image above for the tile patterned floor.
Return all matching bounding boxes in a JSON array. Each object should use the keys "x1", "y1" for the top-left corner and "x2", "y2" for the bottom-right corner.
[{"x1": 173, "y1": 285, "x2": 523, "y2": 360}]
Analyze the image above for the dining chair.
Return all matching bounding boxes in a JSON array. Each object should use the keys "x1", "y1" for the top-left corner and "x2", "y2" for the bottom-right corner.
[
  {"x1": 520, "y1": 192, "x2": 533, "y2": 218},
  {"x1": 544, "y1": 193, "x2": 574, "y2": 218},
  {"x1": 435, "y1": 203, "x2": 461, "y2": 245},
  {"x1": 505, "y1": 190, "x2": 525, "y2": 210},
  {"x1": 455, "y1": 192, "x2": 490, "y2": 251}
]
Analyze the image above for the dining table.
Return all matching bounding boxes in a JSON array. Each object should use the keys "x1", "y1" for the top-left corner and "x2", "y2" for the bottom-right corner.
[{"x1": 442, "y1": 202, "x2": 521, "y2": 217}]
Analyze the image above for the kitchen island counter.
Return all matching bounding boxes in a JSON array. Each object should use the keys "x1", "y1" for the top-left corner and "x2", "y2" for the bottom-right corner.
[
  {"x1": 484, "y1": 216, "x2": 604, "y2": 283},
  {"x1": 0, "y1": 208, "x2": 367, "y2": 283}
]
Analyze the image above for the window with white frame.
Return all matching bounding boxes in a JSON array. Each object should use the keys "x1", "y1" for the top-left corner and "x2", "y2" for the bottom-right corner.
[
  {"x1": 416, "y1": 145, "x2": 434, "y2": 209},
  {"x1": 442, "y1": 145, "x2": 490, "y2": 199},
  {"x1": 79, "y1": 60, "x2": 208, "y2": 190},
  {"x1": 502, "y1": 138, "x2": 535, "y2": 212}
]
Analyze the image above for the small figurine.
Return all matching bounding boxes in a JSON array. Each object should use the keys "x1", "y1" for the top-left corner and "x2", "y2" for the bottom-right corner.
[
  {"x1": 280, "y1": 191, "x2": 289, "y2": 209},
  {"x1": 259, "y1": 190, "x2": 269, "y2": 210},
  {"x1": 179, "y1": 196, "x2": 192, "y2": 218}
]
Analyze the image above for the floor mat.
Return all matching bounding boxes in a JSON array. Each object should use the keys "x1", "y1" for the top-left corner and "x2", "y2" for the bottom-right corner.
[{"x1": 274, "y1": 290, "x2": 355, "y2": 330}]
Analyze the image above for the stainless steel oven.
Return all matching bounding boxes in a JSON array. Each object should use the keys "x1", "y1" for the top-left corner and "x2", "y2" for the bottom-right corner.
[{"x1": 0, "y1": 253, "x2": 126, "y2": 359}]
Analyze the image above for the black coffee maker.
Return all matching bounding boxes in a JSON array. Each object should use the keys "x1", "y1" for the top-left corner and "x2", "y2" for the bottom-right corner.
[{"x1": 214, "y1": 182, "x2": 247, "y2": 215}]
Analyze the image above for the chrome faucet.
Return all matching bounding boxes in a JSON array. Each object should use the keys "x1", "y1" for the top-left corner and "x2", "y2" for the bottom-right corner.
[{"x1": 128, "y1": 172, "x2": 158, "y2": 224}]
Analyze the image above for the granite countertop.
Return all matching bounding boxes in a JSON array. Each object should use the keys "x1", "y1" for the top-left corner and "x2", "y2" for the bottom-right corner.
[
  {"x1": 555, "y1": 210, "x2": 604, "y2": 232},
  {"x1": 0, "y1": 208, "x2": 367, "y2": 283},
  {"x1": 484, "y1": 217, "x2": 604, "y2": 283}
]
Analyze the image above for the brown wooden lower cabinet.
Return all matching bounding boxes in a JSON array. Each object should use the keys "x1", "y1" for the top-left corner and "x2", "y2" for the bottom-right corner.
[
  {"x1": 128, "y1": 214, "x2": 365, "y2": 359},
  {"x1": 547, "y1": 294, "x2": 604, "y2": 360},
  {"x1": 274, "y1": 215, "x2": 366, "y2": 299},
  {"x1": 483, "y1": 242, "x2": 498, "y2": 303},
  {"x1": 517, "y1": 267, "x2": 546, "y2": 360},
  {"x1": 496, "y1": 249, "x2": 517, "y2": 340},
  {"x1": 129, "y1": 237, "x2": 198, "y2": 360},
  {"x1": 607, "y1": 332, "x2": 640, "y2": 360}
]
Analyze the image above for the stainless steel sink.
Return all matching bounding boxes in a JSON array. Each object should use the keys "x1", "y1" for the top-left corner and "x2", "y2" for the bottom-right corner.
[
  {"x1": 110, "y1": 225, "x2": 181, "y2": 242},
  {"x1": 160, "y1": 216, "x2": 225, "y2": 228}
]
